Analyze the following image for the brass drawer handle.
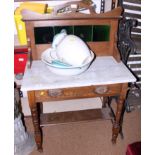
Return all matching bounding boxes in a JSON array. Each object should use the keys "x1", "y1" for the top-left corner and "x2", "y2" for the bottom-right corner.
[
  {"x1": 48, "y1": 89, "x2": 62, "y2": 97},
  {"x1": 94, "y1": 86, "x2": 108, "y2": 94}
]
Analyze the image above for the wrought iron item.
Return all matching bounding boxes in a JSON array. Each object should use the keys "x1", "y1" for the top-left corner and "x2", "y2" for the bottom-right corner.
[{"x1": 118, "y1": 18, "x2": 137, "y2": 64}]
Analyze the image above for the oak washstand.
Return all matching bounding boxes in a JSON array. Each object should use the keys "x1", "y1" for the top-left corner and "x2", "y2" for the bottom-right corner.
[{"x1": 21, "y1": 2, "x2": 136, "y2": 152}]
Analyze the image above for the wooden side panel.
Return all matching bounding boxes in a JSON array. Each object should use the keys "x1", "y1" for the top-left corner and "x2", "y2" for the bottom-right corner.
[{"x1": 25, "y1": 22, "x2": 37, "y2": 61}]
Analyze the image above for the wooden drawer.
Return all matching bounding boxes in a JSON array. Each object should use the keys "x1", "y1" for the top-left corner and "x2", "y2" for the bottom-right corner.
[{"x1": 35, "y1": 84, "x2": 122, "y2": 102}]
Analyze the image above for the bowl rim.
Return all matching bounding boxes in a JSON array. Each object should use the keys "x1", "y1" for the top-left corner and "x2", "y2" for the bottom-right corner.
[{"x1": 41, "y1": 48, "x2": 95, "y2": 69}]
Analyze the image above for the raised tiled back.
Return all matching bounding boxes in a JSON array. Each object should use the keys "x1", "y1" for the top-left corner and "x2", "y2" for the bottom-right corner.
[{"x1": 21, "y1": 1, "x2": 123, "y2": 67}]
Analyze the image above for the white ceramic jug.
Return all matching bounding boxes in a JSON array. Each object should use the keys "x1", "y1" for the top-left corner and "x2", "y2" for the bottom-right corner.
[{"x1": 56, "y1": 35, "x2": 91, "y2": 66}]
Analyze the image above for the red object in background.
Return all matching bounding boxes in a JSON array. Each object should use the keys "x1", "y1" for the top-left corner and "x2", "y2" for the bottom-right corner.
[
  {"x1": 14, "y1": 48, "x2": 28, "y2": 75},
  {"x1": 126, "y1": 142, "x2": 141, "y2": 155}
]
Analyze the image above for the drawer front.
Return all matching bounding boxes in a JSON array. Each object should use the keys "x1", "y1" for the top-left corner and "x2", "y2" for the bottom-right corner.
[{"x1": 35, "y1": 84, "x2": 122, "y2": 102}]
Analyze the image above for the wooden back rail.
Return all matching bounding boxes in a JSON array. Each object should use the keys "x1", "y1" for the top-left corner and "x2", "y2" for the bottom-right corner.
[{"x1": 21, "y1": 1, "x2": 123, "y2": 68}]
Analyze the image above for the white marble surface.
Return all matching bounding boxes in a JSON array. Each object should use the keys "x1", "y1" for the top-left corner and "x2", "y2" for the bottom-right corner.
[{"x1": 21, "y1": 56, "x2": 136, "y2": 91}]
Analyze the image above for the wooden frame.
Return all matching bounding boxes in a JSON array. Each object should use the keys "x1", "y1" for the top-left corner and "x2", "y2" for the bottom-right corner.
[{"x1": 21, "y1": 2, "x2": 128, "y2": 152}]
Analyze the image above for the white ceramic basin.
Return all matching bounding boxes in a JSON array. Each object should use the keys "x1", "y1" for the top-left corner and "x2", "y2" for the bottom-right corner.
[{"x1": 41, "y1": 48, "x2": 95, "y2": 76}]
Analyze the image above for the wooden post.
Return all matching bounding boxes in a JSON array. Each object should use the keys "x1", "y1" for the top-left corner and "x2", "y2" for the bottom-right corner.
[
  {"x1": 27, "y1": 91, "x2": 43, "y2": 152},
  {"x1": 112, "y1": 83, "x2": 128, "y2": 143}
]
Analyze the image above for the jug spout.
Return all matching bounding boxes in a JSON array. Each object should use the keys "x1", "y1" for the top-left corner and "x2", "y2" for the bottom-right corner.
[{"x1": 52, "y1": 29, "x2": 67, "y2": 49}]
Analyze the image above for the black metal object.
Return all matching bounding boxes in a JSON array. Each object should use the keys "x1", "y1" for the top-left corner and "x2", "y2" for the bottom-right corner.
[
  {"x1": 14, "y1": 82, "x2": 20, "y2": 119},
  {"x1": 118, "y1": 18, "x2": 141, "y2": 112},
  {"x1": 118, "y1": 0, "x2": 123, "y2": 7},
  {"x1": 117, "y1": 0, "x2": 141, "y2": 113},
  {"x1": 118, "y1": 18, "x2": 141, "y2": 113},
  {"x1": 117, "y1": 0, "x2": 138, "y2": 63},
  {"x1": 118, "y1": 18, "x2": 137, "y2": 64},
  {"x1": 100, "y1": 0, "x2": 105, "y2": 13}
]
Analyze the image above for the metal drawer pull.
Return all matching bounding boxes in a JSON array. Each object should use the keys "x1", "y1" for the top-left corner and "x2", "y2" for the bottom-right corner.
[
  {"x1": 94, "y1": 86, "x2": 108, "y2": 94},
  {"x1": 48, "y1": 89, "x2": 62, "y2": 97}
]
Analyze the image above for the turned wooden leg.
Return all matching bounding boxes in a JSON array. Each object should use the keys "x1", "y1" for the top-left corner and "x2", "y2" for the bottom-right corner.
[
  {"x1": 101, "y1": 97, "x2": 109, "y2": 108},
  {"x1": 112, "y1": 83, "x2": 128, "y2": 144},
  {"x1": 38, "y1": 102, "x2": 43, "y2": 114},
  {"x1": 28, "y1": 91, "x2": 43, "y2": 152}
]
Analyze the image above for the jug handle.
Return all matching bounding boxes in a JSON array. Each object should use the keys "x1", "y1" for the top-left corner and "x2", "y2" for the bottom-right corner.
[{"x1": 52, "y1": 29, "x2": 67, "y2": 49}]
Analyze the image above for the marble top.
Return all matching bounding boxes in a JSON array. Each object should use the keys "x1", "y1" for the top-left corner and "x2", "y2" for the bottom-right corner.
[{"x1": 21, "y1": 56, "x2": 136, "y2": 91}]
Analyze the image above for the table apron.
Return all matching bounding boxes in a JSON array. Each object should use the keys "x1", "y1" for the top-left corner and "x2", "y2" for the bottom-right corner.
[{"x1": 34, "y1": 83, "x2": 123, "y2": 102}]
